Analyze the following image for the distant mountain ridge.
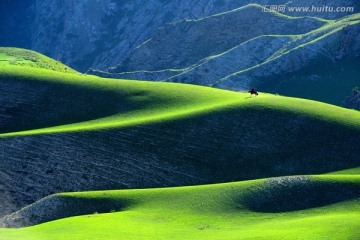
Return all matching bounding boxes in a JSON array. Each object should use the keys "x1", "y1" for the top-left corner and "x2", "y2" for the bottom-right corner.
[
  {"x1": 1, "y1": 1, "x2": 360, "y2": 105},
  {"x1": 1, "y1": 0, "x2": 359, "y2": 72},
  {"x1": 92, "y1": 7, "x2": 360, "y2": 106}
]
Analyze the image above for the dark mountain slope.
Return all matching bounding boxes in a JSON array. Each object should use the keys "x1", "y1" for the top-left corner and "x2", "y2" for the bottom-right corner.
[
  {"x1": 1, "y1": 0, "x2": 359, "y2": 72},
  {"x1": 110, "y1": 5, "x2": 325, "y2": 73},
  {"x1": 96, "y1": 12, "x2": 360, "y2": 106}
]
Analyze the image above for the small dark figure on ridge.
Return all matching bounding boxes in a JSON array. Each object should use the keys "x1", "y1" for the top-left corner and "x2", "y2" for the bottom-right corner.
[{"x1": 248, "y1": 88, "x2": 259, "y2": 97}]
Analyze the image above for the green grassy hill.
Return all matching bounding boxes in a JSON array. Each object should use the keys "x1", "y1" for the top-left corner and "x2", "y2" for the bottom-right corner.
[
  {"x1": 1, "y1": 63, "x2": 360, "y2": 214},
  {"x1": 0, "y1": 64, "x2": 244, "y2": 136},
  {"x1": 0, "y1": 47, "x2": 77, "y2": 74},
  {"x1": 0, "y1": 174, "x2": 359, "y2": 239},
  {"x1": 0, "y1": 53, "x2": 360, "y2": 239}
]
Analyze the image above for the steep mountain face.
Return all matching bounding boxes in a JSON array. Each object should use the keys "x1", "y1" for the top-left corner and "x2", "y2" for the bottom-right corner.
[
  {"x1": 1, "y1": 0, "x2": 359, "y2": 72},
  {"x1": 5, "y1": 0, "x2": 253, "y2": 72},
  {"x1": 0, "y1": 0, "x2": 35, "y2": 49},
  {"x1": 94, "y1": 9, "x2": 360, "y2": 106},
  {"x1": 109, "y1": 5, "x2": 325, "y2": 73},
  {"x1": 344, "y1": 88, "x2": 360, "y2": 110}
]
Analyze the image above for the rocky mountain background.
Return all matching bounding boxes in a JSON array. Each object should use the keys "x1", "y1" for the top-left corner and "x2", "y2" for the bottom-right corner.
[
  {"x1": 1, "y1": 0, "x2": 360, "y2": 105},
  {"x1": 344, "y1": 87, "x2": 360, "y2": 110}
]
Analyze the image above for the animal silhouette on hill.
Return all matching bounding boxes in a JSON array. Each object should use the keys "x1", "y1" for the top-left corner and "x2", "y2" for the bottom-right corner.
[{"x1": 248, "y1": 88, "x2": 259, "y2": 97}]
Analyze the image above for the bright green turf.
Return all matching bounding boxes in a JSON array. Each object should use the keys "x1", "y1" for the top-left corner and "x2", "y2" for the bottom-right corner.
[
  {"x1": 1, "y1": 65, "x2": 360, "y2": 138},
  {"x1": 327, "y1": 167, "x2": 360, "y2": 175},
  {"x1": 1, "y1": 52, "x2": 360, "y2": 239},
  {"x1": 0, "y1": 175, "x2": 359, "y2": 239},
  {"x1": 0, "y1": 65, "x2": 244, "y2": 136},
  {"x1": 0, "y1": 47, "x2": 77, "y2": 74}
]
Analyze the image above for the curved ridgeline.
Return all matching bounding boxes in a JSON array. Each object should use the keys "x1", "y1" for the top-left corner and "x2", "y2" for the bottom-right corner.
[{"x1": 0, "y1": 62, "x2": 359, "y2": 219}]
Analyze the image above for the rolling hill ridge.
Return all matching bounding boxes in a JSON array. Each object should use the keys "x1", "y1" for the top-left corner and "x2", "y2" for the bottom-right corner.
[
  {"x1": 1, "y1": 0, "x2": 360, "y2": 237},
  {"x1": 0, "y1": 52, "x2": 359, "y2": 222},
  {"x1": 0, "y1": 175, "x2": 359, "y2": 239}
]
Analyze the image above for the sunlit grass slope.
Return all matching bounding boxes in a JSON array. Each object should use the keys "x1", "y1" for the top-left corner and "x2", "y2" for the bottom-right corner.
[
  {"x1": 1, "y1": 64, "x2": 360, "y2": 137},
  {"x1": 328, "y1": 167, "x2": 360, "y2": 175},
  {"x1": 0, "y1": 65, "x2": 245, "y2": 136},
  {"x1": 0, "y1": 47, "x2": 77, "y2": 74},
  {"x1": 0, "y1": 174, "x2": 359, "y2": 239},
  {"x1": 0, "y1": 51, "x2": 359, "y2": 239},
  {"x1": 0, "y1": 63, "x2": 359, "y2": 191}
]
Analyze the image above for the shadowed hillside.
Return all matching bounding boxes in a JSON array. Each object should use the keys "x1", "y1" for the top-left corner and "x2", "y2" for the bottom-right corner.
[
  {"x1": 1, "y1": 63, "x2": 359, "y2": 218},
  {"x1": 0, "y1": 175, "x2": 359, "y2": 240},
  {"x1": 1, "y1": 2, "x2": 360, "y2": 238}
]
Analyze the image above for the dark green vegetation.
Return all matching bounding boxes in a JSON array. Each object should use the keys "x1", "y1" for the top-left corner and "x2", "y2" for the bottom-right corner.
[{"x1": 0, "y1": 49, "x2": 359, "y2": 239}]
